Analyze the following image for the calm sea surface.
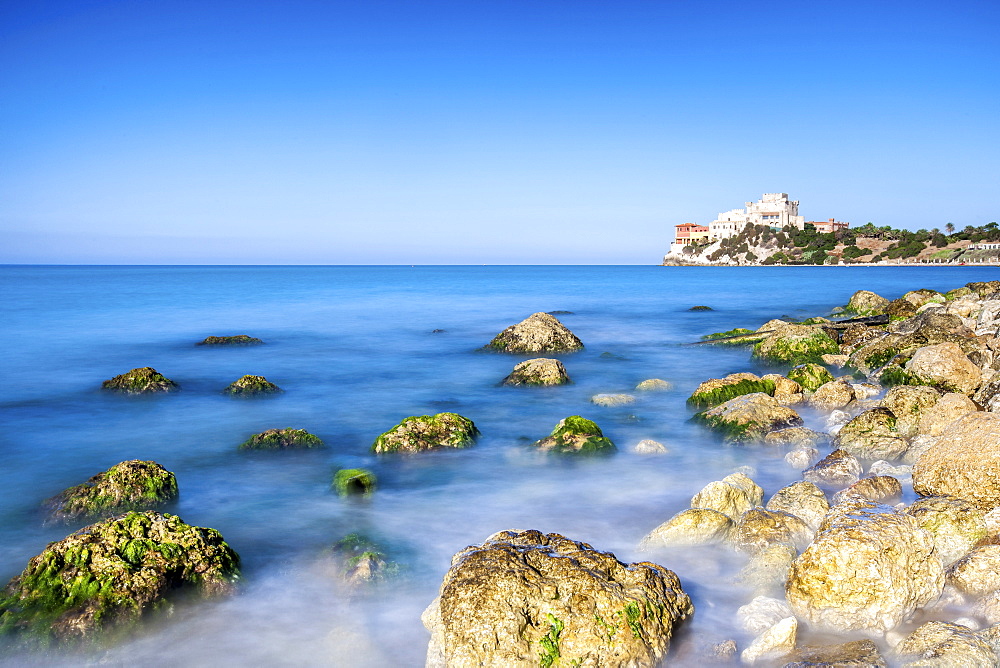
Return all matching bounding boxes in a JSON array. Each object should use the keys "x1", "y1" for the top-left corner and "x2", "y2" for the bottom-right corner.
[{"x1": 1, "y1": 265, "x2": 998, "y2": 665}]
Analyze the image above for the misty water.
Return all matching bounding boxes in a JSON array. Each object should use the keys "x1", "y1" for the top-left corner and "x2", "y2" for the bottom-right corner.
[{"x1": 2, "y1": 264, "x2": 998, "y2": 666}]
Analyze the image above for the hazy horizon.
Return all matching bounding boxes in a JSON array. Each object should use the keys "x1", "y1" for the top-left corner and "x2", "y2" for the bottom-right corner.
[{"x1": 3, "y1": 1, "x2": 997, "y2": 265}]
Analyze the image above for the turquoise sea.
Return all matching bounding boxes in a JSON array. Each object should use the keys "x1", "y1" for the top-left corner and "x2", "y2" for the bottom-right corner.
[{"x1": 1, "y1": 265, "x2": 998, "y2": 666}]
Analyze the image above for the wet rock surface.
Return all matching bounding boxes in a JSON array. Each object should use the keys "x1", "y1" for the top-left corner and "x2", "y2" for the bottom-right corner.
[
  {"x1": 196, "y1": 335, "x2": 263, "y2": 346},
  {"x1": 912, "y1": 413, "x2": 1000, "y2": 510},
  {"x1": 372, "y1": 413, "x2": 479, "y2": 453},
  {"x1": 803, "y1": 449, "x2": 863, "y2": 489},
  {"x1": 501, "y1": 358, "x2": 571, "y2": 386},
  {"x1": 694, "y1": 393, "x2": 803, "y2": 443},
  {"x1": 640, "y1": 509, "x2": 734, "y2": 548},
  {"x1": 532, "y1": 416, "x2": 615, "y2": 454},
  {"x1": 894, "y1": 620, "x2": 995, "y2": 667},
  {"x1": 485, "y1": 312, "x2": 584, "y2": 353},
  {"x1": 222, "y1": 374, "x2": 282, "y2": 396},
  {"x1": 784, "y1": 639, "x2": 887, "y2": 667},
  {"x1": 905, "y1": 495, "x2": 987, "y2": 565},
  {"x1": 423, "y1": 530, "x2": 693, "y2": 668},
  {"x1": 905, "y1": 342, "x2": 982, "y2": 395},
  {"x1": 101, "y1": 367, "x2": 178, "y2": 394},
  {"x1": 834, "y1": 407, "x2": 909, "y2": 461},
  {"x1": 239, "y1": 427, "x2": 324, "y2": 450},
  {"x1": 44, "y1": 460, "x2": 178, "y2": 522}
]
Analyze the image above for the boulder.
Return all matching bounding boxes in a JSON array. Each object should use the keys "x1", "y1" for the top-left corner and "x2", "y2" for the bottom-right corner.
[
  {"x1": 532, "y1": 416, "x2": 615, "y2": 454},
  {"x1": 196, "y1": 335, "x2": 263, "y2": 346},
  {"x1": 894, "y1": 621, "x2": 995, "y2": 667},
  {"x1": 783, "y1": 639, "x2": 887, "y2": 668},
  {"x1": 633, "y1": 439, "x2": 669, "y2": 455},
  {"x1": 485, "y1": 313, "x2": 584, "y2": 353},
  {"x1": 905, "y1": 342, "x2": 982, "y2": 395},
  {"x1": 787, "y1": 363, "x2": 834, "y2": 392},
  {"x1": 687, "y1": 373, "x2": 775, "y2": 409},
  {"x1": 948, "y1": 545, "x2": 1000, "y2": 597},
  {"x1": 975, "y1": 296, "x2": 1000, "y2": 337},
  {"x1": 886, "y1": 298, "x2": 919, "y2": 320},
  {"x1": 912, "y1": 413, "x2": 1000, "y2": 510},
  {"x1": 423, "y1": 530, "x2": 693, "y2": 668},
  {"x1": 880, "y1": 385, "x2": 941, "y2": 438},
  {"x1": 635, "y1": 378, "x2": 672, "y2": 391},
  {"x1": 690, "y1": 475, "x2": 763, "y2": 521},
  {"x1": 332, "y1": 469, "x2": 377, "y2": 496},
  {"x1": 372, "y1": 413, "x2": 479, "y2": 453},
  {"x1": 732, "y1": 508, "x2": 812, "y2": 553},
  {"x1": 901, "y1": 289, "x2": 946, "y2": 309},
  {"x1": 785, "y1": 447, "x2": 820, "y2": 470},
  {"x1": 808, "y1": 380, "x2": 856, "y2": 410},
  {"x1": 101, "y1": 367, "x2": 178, "y2": 394},
  {"x1": 973, "y1": 591, "x2": 1000, "y2": 626},
  {"x1": 967, "y1": 280, "x2": 1000, "y2": 298},
  {"x1": 763, "y1": 427, "x2": 830, "y2": 448},
  {"x1": 0, "y1": 512, "x2": 239, "y2": 642},
  {"x1": 239, "y1": 427, "x2": 324, "y2": 450},
  {"x1": 222, "y1": 374, "x2": 282, "y2": 396},
  {"x1": 846, "y1": 290, "x2": 890, "y2": 316},
  {"x1": 735, "y1": 543, "x2": 797, "y2": 595},
  {"x1": 761, "y1": 374, "x2": 805, "y2": 405},
  {"x1": 803, "y1": 449, "x2": 863, "y2": 488},
  {"x1": 43, "y1": 460, "x2": 178, "y2": 522},
  {"x1": 766, "y1": 481, "x2": 829, "y2": 531},
  {"x1": 834, "y1": 408, "x2": 909, "y2": 461},
  {"x1": 821, "y1": 353, "x2": 850, "y2": 367},
  {"x1": 591, "y1": 393, "x2": 636, "y2": 407},
  {"x1": 501, "y1": 358, "x2": 571, "y2": 386},
  {"x1": 833, "y1": 475, "x2": 903, "y2": 506},
  {"x1": 785, "y1": 500, "x2": 944, "y2": 633},
  {"x1": 737, "y1": 596, "x2": 793, "y2": 635},
  {"x1": 752, "y1": 325, "x2": 840, "y2": 365},
  {"x1": 640, "y1": 509, "x2": 734, "y2": 548},
  {"x1": 973, "y1": 375, "x2": 1000, "y2": 413},
  {"x1": 905, "y1": 496, "x2": 987, "y2": 565},
  {"x1": 693, "y1": 393, "x2": 803, "y2": 443},
  {"x1": 869, "y1": 460, "x2": 914, "y2": 479},
  {"x1": 740, "y1": 616, "x2": 797, "y2": 665},
  {"x1": 946, "y1": 286, "x2": 975, "y2": 300}
]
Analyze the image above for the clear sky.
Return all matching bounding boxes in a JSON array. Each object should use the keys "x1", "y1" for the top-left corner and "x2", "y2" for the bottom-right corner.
[{"x1": 2, "y1": 0, "x2": 997, "y2": 264}]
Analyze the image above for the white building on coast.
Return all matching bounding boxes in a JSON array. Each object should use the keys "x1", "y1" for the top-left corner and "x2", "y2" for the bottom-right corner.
[{"x1": 668, "y1": 193, "x2": 807, "y2": 255}]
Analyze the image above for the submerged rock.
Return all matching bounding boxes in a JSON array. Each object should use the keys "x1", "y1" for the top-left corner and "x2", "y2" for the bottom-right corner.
[
  {"x1": 423, "y1": 529, "x2": 693, "y2": 668},
  {"x1": 693, "y1": 393, "x2": 803, "y2": 443},
  {"x1": 633, "y1": 439, "x2": 669, "y2": 455},
  {"x1": 688, "y1": 305, "x2": 713, "y2": 311},
  {"x1": 485, "y1": 312, "x2": 584, "y2": 353},
  {"x1": 44, "y1": 460, "x2": 178, "y2": 522},
  {"x1": 101, "y1": 367, "x2": 178, "y2": 394},
  {"x1": 196, "y1": 335, "x2": 263, "y2": 346},
  {"x1": 501, "y1": 358, "x2": 571, "y2": 386},
  {"x1": 590, "y1": 393, "x2": 636, "y2": 407},
  {"x1": 786, "y1": 500, "x2": 944, "y2": 634},
  {"x1": 329, "y1": 533, "x2": 395, "y2": 585},
  {"x1": 372, "y1": 413, "x2": 479, "y2": 454},
  {"x1": 894, "y1": 621, "x2": 995, "y2": 667},
  {"x1": 0, "y1": 511, "x2": 239, "y2": 642},
  {"x1": 640, "y1": 509, "x2": 734, "y2": 548},
  {"x1": 532, "y1": 416, "x2": 615, "y2": 454},
  {"x1": 239, "y1": 427, "x2": 324, "y2": 450},
  {"x1": 332, "y1": 469, "x2": 377, "y2": 496},
  {"x1": 912, "y1": 412, "x2": 1000, "y2": 510},
  {"x1": 635, "y1": 378, "x2": 672, "y2": 392},
  {"x1": 222, "y1": 374, "x2": 282, "y2": 396}
]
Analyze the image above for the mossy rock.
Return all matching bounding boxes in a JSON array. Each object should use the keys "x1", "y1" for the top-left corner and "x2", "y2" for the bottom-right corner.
[
  {"x1": 877, "y1": 364, "x2": 924, "y2": 387},
  {"x1": 501, "y1": 358, "x2": 571, "y2": 386},
  {"x1": 44, "y1": 460, "x2": 178, "y2": 522},
  {"x1": 945, "y1": 287, "x2": 973, "y2": 301},
  {"x1": 196, "y1": 335, "x2": 263, "y2": 346},
  {"x1": 966, "y1": 281, "x2": 1000, "y2": 298},
  {"x1": 239, "y1": 428, "x2": 324, "y2": 450},
  {"x1": 752, "y1": 326, "x2": 840, "y2": 365},
  {"x1": 787, "y1": 363, "x2": 835, "y2": 392},
  {"x1": 843, "y1": 290, "x2": 889, "y2": 316},
  {"x1": 0, "y1": 511, "x2": 239, "y2": 644},
  {"x1": 533, "y1": 416, "x2": 616, "y2": 454},
  {"x1": 371, "y1": 413, "x2": 479, "y2": 453},
  {"x1": 222, "y1": 374, "x2": 282, "y2": 396},
  {"x1": 333, "y1": 468, "x2": 377, "y2": 496},
  {"x1": 885, "y1": 298, "x2": 918, "y2": 320},
  {"x1": 701, "y1": 328, "x2": 765, "y2": 345},
  {"x1": 688, "y1": 305, "x2": 713, "y2": 311},
  {"x1": 692, "y1": 393, "x2": 803, "y2": 443},
  {"x1": 101, "y1": 367, "x2": 178, "y2": 394},
  {"x1": 330, "y1": 533, "x2": 397, "y2": 584},
  {"x1": 687, "y1": 375, "x2": 776, "y2": 409}
]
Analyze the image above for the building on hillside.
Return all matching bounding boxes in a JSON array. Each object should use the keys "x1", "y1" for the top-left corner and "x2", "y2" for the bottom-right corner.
[
  {"x1": 708, "y1": 193, "x2": 805, "y2": 241},
  {"x1": 673, "y1": 222, "x2": 711, "y2": 246},
  {"x1": 971, "y1": 242, "x2": 1000, "y2": 250},
  {"x1": 808, "y1": 218, "x2": 850, "y2": 234}
]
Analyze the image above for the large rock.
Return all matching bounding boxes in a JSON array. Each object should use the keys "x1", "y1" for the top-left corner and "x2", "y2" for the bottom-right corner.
[
  {"x1": 766, "y1": 481, "x2": 829, "y2": 531},
  {"x1": 975, "y1": 296, "x2": 1000, "y2": 336},
  {"x1": 690, "y1": 474, "x2": 763, "y2": 521},
  {"x1": 803, "y1": 449, "x2": 863, "y2": 489},
  {"x1": 694, "y1": 393, "x2": 803, "y2": 443},
  {"x1": 948, "y1": 545, "x2": 1000, "y2": 597},
  {"x1": 905, "y1": 342, "x2": 982, "y2": 395},
  {"x1": 239, "y1": 427, "x2": 324, "y2": 450},
  {"x1": 501, "y1": 358, "x2": 571, "y2": 386},
  {"x1": 787, "y1": 363, "x2": 833, "y2": 392},
  {"x1": 732, "y1": 508, "x2": 812, "y2": 553},
  {"x1": 485, "y1": 313, "x2": 584, "y2": 353},
  {"x1": 912, "y1": 413, "x2": 1000, "y2": 510},
  {"x1": 808, "y1": 380, "x2": 856, "y2": 411},
  {"x1": 834, "y1": 408, "x2": 909, "y2": 461},
  {"x1": 372, "y1": 413, "x2": 479, "y2": 453},
  {"x1": 740, "y1": 616, "x2": 797, "y2": 665},
  {"x1": 687, "y1": 373, "x2": 774, "y2": 409},
  {"x1": 880, "y1": 385, "x2": 941, "y2": 438},
  {"x1": 222, "y1": 374, "x2": 282, "y2": 396},
  {"x1": 43, "y1": 460, "x2": 178, "y2": 522},
  {"x1": 101, "y1": 367, "x2": 178, "y2": 394},
  {"x1": 0, "y1": 511, "x2": 239, "y2": 642},
  {"x1": 894, "y1": 621, "x2": 995, "y2": 667},
  {"x1": 532, "y1": 416, "x2": 615, "y2": 454},
  {"x1": 752, "y1": 325, "x2": 840, "y2": 365},
  {"x1": 848, "y1": 311, "x2": 980, "y2": 375},
  {"x1": 640, "y1": 509, "x2": 734, "y2": 548},
  {"x1": 833, "y1": 475, "x2": 903, "y2": 506},
  {"x1": 763, "y1": 427, "x2": 830, "y2": 449},
  {"x1": 905, "y1": 496, "x2": 987, "y2": 565},
  {"x1": 901, "y1": 289, "x2": 946, "y2": 309},
  {"x1": 784, "y1": 639, "x2": 887, "y2": 668},
  {"x1": 785, "y1": 500, "x2": 944, "y2": 634},
  {"x1": 846, "y1": 290, "x2": 890, "y2": 316},
  {"x1": 423, "y1": 530, "x2": 693, "y2": 668}
]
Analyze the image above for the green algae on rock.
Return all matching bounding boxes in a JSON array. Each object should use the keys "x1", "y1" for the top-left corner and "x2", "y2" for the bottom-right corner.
[
  {"x1": 333, "y1": 468, "x2": 377, "y2": 496},
  {"x1": 501, "y1": 358, "x2": 571, "y2": 386},
  {"x1": 0, "y1": 511, "x2": 239, "y2": 644},
  {"x1": 101, "y1": 367, "x2": 178, "y2": 394},
  {"x1": 222, "y1": 374, "x2": 282, "y2": 396},
  {"x1": 484, "y1": 312, "x2": 583, "y2": 353},
  {"x1": 239, "y1": 428, "x2": 324, "y2": 450},
  {"x1": 329, "y1": 533, "x2": 396, "y2": 585},
  {"x1": 371, "y1": 413, "x2": 479, "y2": 453},
  {"x1": 688, "y1": 305, "x2": 713, "y2": 311},
  {"x1": 44, "y1": 460, "x2": 178, "y2": 522},
  {"x1": 532, "y1": 415, "x2": 616, "y2": 454},
  {"x1": 787, "y1": 363, "x2": 834, "y2": 392},
  {"x1": 752, "y1": 325, "x2": 840, "y2": 365},
  {"x1": 687, "y1": 373, "x2": 776, "y2": 409},
  {"x1": 700, "y1": 328, "x2": 766, "y2": 345},
  {"x1": 692, "y1": 393, "x2": 803, "y2": 444},
  {"x1": 196, "y1": 335, "x2": 263, "y2": 346}
]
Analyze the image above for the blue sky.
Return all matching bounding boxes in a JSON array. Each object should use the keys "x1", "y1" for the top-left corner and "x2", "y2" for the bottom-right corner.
[{"x1": 2, "y1": 0, "x2": 997, "y2": 264}]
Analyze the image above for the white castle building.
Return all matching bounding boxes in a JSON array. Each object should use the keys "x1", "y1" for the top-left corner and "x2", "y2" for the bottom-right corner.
[{"x1": 707, "y1": 193, "x2": 805, "y2": 241}]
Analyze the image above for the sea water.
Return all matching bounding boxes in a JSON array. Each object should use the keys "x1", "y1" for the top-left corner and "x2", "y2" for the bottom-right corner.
[{"x1": 1, "y1": 265, "x2": 997, "y2": 666}]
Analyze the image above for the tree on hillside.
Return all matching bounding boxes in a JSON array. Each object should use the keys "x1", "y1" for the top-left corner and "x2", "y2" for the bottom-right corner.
[{"x1": 946, "y1": 223, "x2": 955, "y2": 234}]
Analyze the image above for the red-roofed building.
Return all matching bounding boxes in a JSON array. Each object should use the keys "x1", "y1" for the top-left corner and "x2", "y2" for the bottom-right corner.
[
  {"x1": 807, "y1": 218, "x2": 850, "y2": 234},
  {"x1": 674, "y1": 223, "x2": 710, "y2": 245}
]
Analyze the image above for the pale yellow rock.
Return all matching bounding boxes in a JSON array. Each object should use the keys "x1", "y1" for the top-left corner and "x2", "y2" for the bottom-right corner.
[
  {"x1": 821, "y1": 354, "x2": 850, "y2": 367},
  {"x1": 635, "y1": 378, "x2": 671, "y2": 391},
  {"x1": 762, "y1": 373, "x2": 803, "y2": 405},
  {"x1": 833, "y1": 476, "x2": 903, "y2": 506},
  {"x1": 913, "y1": 413, "x2": 1000, "y2": 510},
  {"x1": 906, "y1": 496, "x2": 987, "y2": 565},
  {"x1": 905, "y1": 342, "x2": 982, "y2": 396},
  {"x1": 632, "y1": 439, "x2": 668, "y2": 455},
  {"x1": 880, "y1": 385, "x2": 942, "y2": 439},
  {"x1": 766, "y1": 481, "x2": 829, "y2": 531},
  {"x1": 590, "y1": 393, "x2": 636, "y2": 406},
  {"x1": 733, "y1": 507, "x2": 812, "y2": 553},
  {"x1": 639, "y1": 508, "x2": 734, "y2": 549},
  {"x1": 917, "y1": 393, "x2": 978, "y2": 437},
  {"x1": 690, "y1": 480, "x2": 756, "y2": 521},
  {"x1": 809, "y1": 380, "x2": 856, "y2": 410},
  {"x1": 721, "y1": 472, "x2": 764, "y2": 506},
  {"x1": 803, "y1": 449, "x2": 862, "y2": 489},
  {"x1": 735, "y1": 542, "x2": 797, "y2": 595},
  {"x1": 894, "y1": 621, "x2": 995, "y2": 668},
  {"x1": 736, "y1": 596, "x2": 792, "y2": 635},
  {"x1": 786, "y1": 500, "x2": 944, "y2": 633},
  {"x1": 948, "y1": 545, "x2": 1000, "y2": 597},
  {"x1": 740, "y1": 616, "x2": 797, "y2": 665},
  {"x1": 764, "y1": 427, "x2": 829, "y2": 448}
]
